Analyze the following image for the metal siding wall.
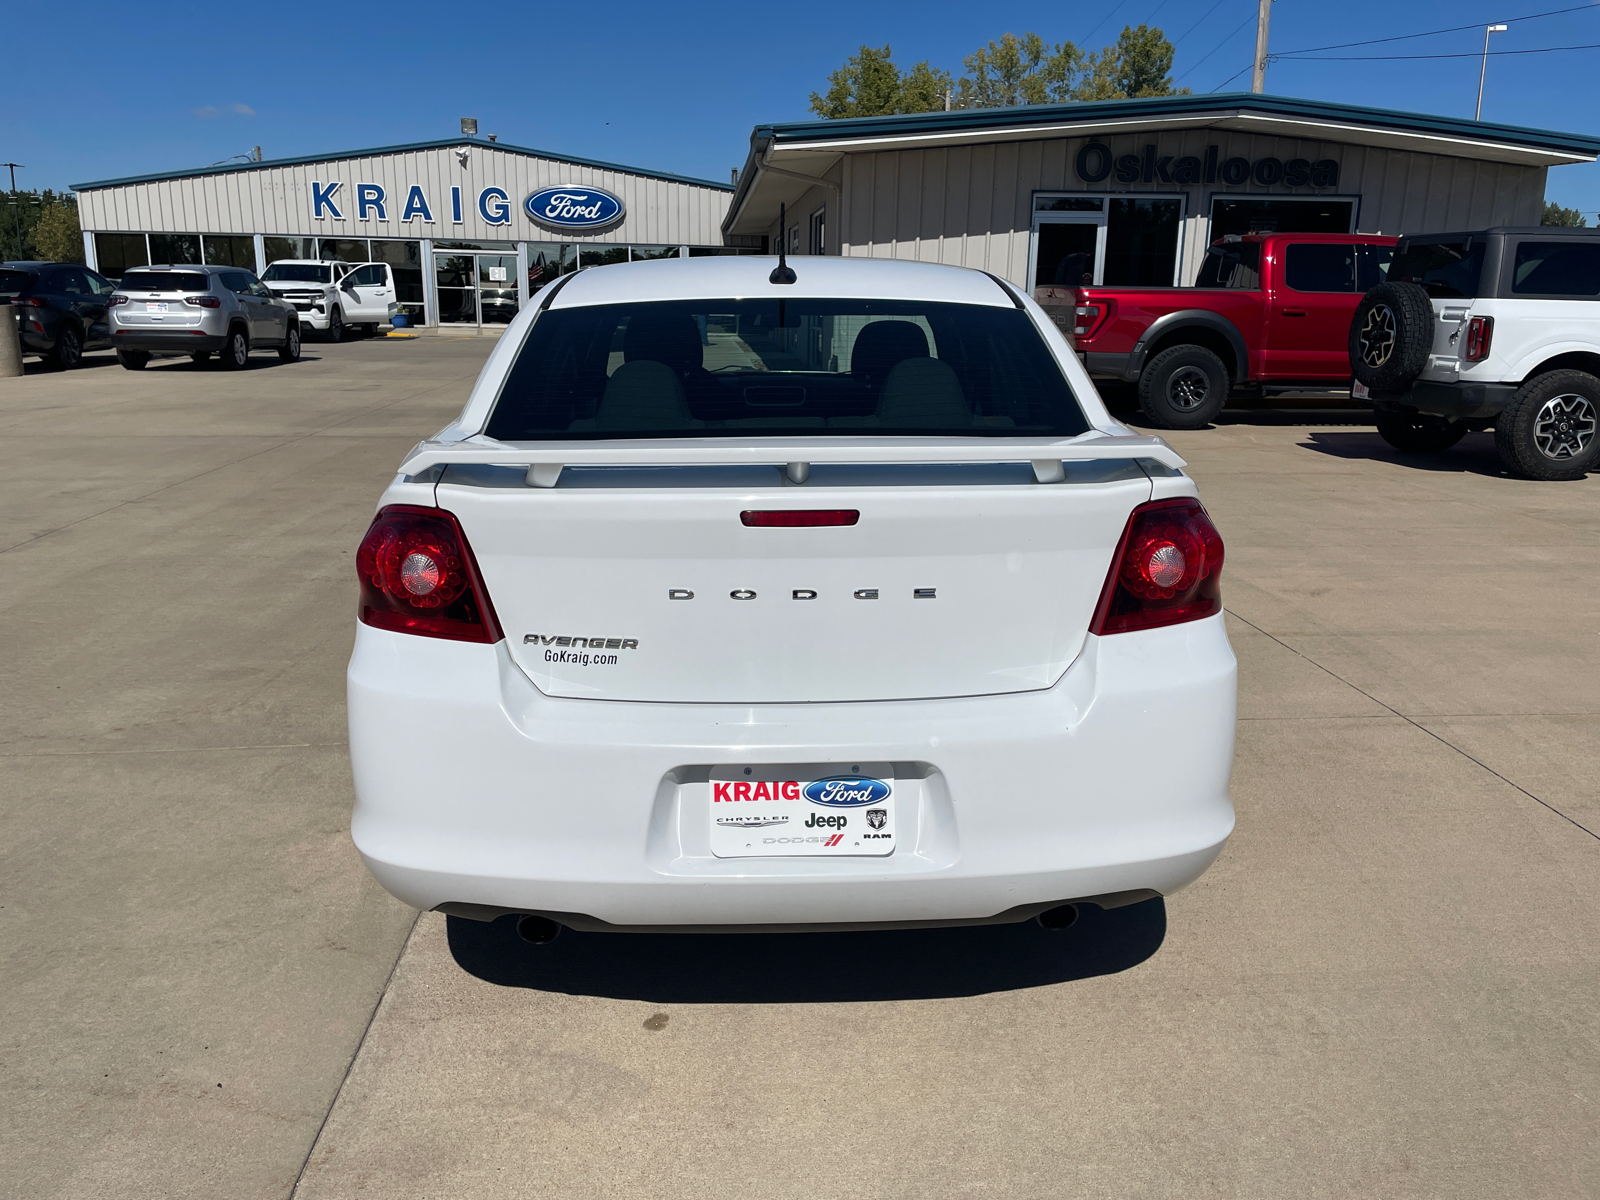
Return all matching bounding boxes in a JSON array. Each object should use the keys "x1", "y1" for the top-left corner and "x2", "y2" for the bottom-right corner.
[
  {"x1": 76, "y1": 146, "x2": 732, "y2": 246},
  {"x1": 838, "y1": 131, "x2": 1551, "y2": 288}
]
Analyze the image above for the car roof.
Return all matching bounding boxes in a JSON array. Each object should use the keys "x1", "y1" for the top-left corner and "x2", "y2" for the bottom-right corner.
[
  {"x1": 1227, "y1": 233, "x2": 1397, "y2": 244},
  {"x1": 547, "y1": 255, "x2": 1017, "y2": 309},
  {"x1": 266, "y1": 259, "x2": 345, "y2": 265},
  {"x1": 2, "y1": 261, "x2": 52, "y2": 269},
  {"x1": 127, "y1": 264, "x2": 227, "y2": 272},
  {"x1": 1400, "y1": 226, "x2": 1599, "y2": 241}
]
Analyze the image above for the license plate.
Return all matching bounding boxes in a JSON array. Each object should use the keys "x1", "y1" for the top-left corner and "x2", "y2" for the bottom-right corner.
[
  {"x1": 1351, "y1": 379, "x2": 1370, "y2": 400},
  {"x1": 146, "y1": 302, "x2": 168, "y2": 313},
  {"x1": 709, "y1": 766, "x2": 896, "y2": 858}
]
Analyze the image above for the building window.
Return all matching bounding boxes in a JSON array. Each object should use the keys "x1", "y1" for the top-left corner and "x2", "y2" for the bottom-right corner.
[
  {"x1": 579, "y1": 245, "x2": 629, "y2": 268},
  {"x1": 527, "y1": 243, "x2": 578, "y2": 294},
  {"x1": 94, "y1": 233, "x2": 149, "y2": 279},
  {"x1": 1029, "y1": 193, "x2": 1187, "y2": 292},
  {"x1": 1209, "y1": 197, "x2": 1355, "y2": 240},
  {"x1": 1104, "y1": 198, "x2": 1182, "y2": 286},
  {"x1": 369, "y1": 239, "x2": 425, "y2": 320},
  {"x1": 264, "y1": 237, "x2": 315, "y2": 264},
  {"x1": 202, "y1": 235, "x2": 256, "y2": 268},
  {"x1": 809, "y1": 208, "x2": 826, "y2": 255},
  {"x1": 147, "y1": 233, "x2": 201, "y2": 265},
  {"x1": 318, "y1": 238, "x2": 371, "y2": 263}
]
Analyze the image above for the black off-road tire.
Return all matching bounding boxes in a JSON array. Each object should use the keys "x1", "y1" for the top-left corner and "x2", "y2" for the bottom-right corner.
[
  {"x1": 325, "y1": 309, "x2": 345, "y2": 343},
  {"x1": 116, "y1": 348, "x2": 150, "y2": 370},
  {"x1": 278, "y1": 324, "x2": 301, "y2": 362},
  {"x1": 1493, "y1": 369, "x2": 1600, "y2": 480},
  {"x1": 217, "y1": 327, "x2": 250, "y2": 371},
  {"x1": 1350, "y1": 282, "x2": 1433, "y2": 391},
  {"x1": 1137, "y1": 344, "x2": 1230, "y2": 429},
  {"x1": 47, "y1": 323, "x2": 83, "y2": 370},
  {"x1": 1373, "y1": 407, "x2": 1470, "y2": 455}
]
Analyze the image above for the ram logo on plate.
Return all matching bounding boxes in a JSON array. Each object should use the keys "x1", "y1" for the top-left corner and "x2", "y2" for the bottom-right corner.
[
  {"x1": 523, "y1": 186, "x2": 625, "y2": 230},
  {"x1": 803, "y1": 777, "x2": 891, "y2": 807}
]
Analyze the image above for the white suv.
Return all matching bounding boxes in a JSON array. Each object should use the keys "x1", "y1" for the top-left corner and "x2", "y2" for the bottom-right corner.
[
  {"x1": 346, "y1": 255, "x2": 1237, "y2": 939},
  {"x1": 1351, "y1": 227, "x2": 1600, "y2": 480}
]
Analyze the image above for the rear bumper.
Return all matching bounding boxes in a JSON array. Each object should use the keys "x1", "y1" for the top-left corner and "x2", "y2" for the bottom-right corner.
[
  {"x1": 1377, "y1": 379, "x2": 1518, "y2": 420},
  {"x1": 1084, "y1": 351, "x2": 1138, "y2": 381},
  {"x1": 347, "y1": 614, "x2": 1238, "y2": 929},
  {"x1": 112, "y1": 329, "x2": 229, "y2": 352}
]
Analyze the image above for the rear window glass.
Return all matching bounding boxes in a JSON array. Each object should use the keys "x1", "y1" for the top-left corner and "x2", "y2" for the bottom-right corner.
[
  {"x1": 262, "y1": 263, "x2": 333, "y2": 283},
  {"x1": 486, "y1": 298, "x2": 1088, "y2": 440},
  {"x1": 118, "y1": 271, "x2": 211, "y2": 293},
  {"x1": 1511, "y1": 241, "x2": 1600, "y2": 296},
  {"x1": 1194, "y1": 241, "x2": 1260, "y2": 289},
  {"x1": 0, "y1": 268, "x2": 36, "y2": 292},
  {"x1": 1284, "y1": 243, "x2": 1356, "y2": 293},
  {"x1": 1389, "y1": 240, "x2": 1485, "y2": 298}
]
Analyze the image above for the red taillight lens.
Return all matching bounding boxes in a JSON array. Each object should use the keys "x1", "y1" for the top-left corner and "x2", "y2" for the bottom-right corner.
[
  {"x1": 740, "y1": 510, "x2": 860, "y2": 527},
  {"x1": 1090, "y1": 498, "x2": 1224, "y2": 636},
  {"x1": 355, "y1": 505, "x2": 502, "y2": 643},
  {"x1": 1073, "y1": 303, "x2": 1109, "y2": 339},
  {"x1": 1464, "y1": 315, "x2": 1493, "y2": 363},
  {"x1": 14, "y1": 296, "x2": 43, "y2": 307},
  {"x1": 184, "y1": 295, "x2": 223, "y2": 309},
  {"x1": 108, "y1": 295, "x2": 129, "y2": 306}
]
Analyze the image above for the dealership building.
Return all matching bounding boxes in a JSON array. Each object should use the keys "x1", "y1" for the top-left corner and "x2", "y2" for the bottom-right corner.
[{"x1": 72, "y1": 94, "x2": 1600, "y2": 328}]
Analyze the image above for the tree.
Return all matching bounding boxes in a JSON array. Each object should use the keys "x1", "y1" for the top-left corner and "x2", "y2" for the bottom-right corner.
[
  {"x1": 957, "y1": 33, "x2": 1075, "y2": 108},
  {"x1": 33, "y1": 202, "x2": 84, "y2": 263},
  {"x1": 1, "y1": 189, "x2": 80, "y2": 261},
  {"x1": 808, "y1": 45, "x2": 951, "y2": 118},
  {"x1": 1111, "y1": 24, "x2": 1182, "y2": 98},
  {"x1": 1542, "y1": 201, "x2": 1587, "y2": 227}
]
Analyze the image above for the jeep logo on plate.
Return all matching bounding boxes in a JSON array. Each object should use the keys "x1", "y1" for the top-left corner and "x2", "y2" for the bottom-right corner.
[
  {"x1": 524, "y1": 185, "x2": 625, "y2": 230},
  {"x1": 803, "y1": 777, "x2": 890, "y2": 807}
]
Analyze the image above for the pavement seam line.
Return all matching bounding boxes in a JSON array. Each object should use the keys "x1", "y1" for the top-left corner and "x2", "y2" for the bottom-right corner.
[
  {"x1": 0, "y1": 367, "x2": 479, "y2": 556},
  {"x1": 287, "y1": 908, "x2": 422, "y2": 1200},
  {"x1": 1228, "y1": 610, "x2": 1600, "y2": 843}
]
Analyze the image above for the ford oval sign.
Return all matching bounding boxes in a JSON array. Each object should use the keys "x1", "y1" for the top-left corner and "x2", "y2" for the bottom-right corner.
[
  {"x1": 803, "y1": 777, "x2": 891, "y2": 807},
  {"x1": 524, "y1": 185, "x2": 625, "y2": 230}
]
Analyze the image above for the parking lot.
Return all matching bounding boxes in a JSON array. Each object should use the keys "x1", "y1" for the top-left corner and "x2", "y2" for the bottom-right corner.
[{"x1": 3, "y1": 338, "x2": 1596, "y2": 1199}]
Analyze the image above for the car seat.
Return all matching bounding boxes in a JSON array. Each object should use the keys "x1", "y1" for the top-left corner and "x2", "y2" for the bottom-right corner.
[
  {"x1": 876, "y1": 357, "x2": 973, "y2": 429},
  {"x1": 850, "y1": 321, "x2": 930, "y2": 390}
]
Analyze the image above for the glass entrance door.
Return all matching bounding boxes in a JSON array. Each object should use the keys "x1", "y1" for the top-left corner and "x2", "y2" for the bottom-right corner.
[{"x1": 436, "y1": 252, "x2": 522, "y2": 325}]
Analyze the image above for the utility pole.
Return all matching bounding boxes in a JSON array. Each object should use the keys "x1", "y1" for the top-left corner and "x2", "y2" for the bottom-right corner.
[
  {"x1": 1475, "y1": 24, "x2": 1507, "y2": 120},
  {"x1": 2, "y1": 163, "x2": 22, "y2": 260},
  {"x1": 1251, "y1": 0, "x2": 1273, "y2": 94}
]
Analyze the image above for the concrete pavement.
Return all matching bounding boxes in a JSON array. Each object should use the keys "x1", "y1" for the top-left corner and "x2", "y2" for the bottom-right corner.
[{"x1": 2, "y1": 345, "x2": 1595, "y2": 1198}]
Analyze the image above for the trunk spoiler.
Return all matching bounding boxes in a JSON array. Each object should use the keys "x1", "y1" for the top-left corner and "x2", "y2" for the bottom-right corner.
[{"x1": 399, "y1": 433, "x2": 1185, "y2": 487}]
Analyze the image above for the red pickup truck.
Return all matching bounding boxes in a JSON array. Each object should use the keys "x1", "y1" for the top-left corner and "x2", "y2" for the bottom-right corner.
[{"x1": 1059, "y1": 232, "x2": 1397, "y2": 428}]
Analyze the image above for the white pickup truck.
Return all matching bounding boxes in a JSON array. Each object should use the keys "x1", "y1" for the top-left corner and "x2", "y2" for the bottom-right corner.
[
  {"x1": 346, "y1": 255, "x2": 1237, "y2": 940},
  {"x1": 260, "y1": 259, "x2": 398, "y2": 341},
  {"x1": 1351, "y1": 226, "x2": 1600, "y2": 480}
]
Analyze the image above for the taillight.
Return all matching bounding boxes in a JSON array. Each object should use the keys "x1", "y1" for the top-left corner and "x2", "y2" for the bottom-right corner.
[
  {"x1": 14, "y1": 296, "x2": 43, "y2": 307},
  {"x1": 355, "y1": 505, "x2": 502, "y2": 643},
  {"x1": 184, "y1": 295, "x2": 223, "y2": 309},
  {"x1": 1090, "y1": 498, "x2": 1224, "y2": 636},
  {"x1": 1464, "y1": 315, "x2": 1493, "y2": 363},
  {"x1": 108, "y1": 295, "x2": 129, "y2": 306},
  {"x1": 1073, "y1": 303, "x2": 1109, "y2": 339}
]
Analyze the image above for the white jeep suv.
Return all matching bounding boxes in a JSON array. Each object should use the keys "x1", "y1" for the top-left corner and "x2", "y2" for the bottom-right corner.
[
  {"x1": 1351, "y1": 227, "x2": 1600, "y2": 480},
  {"x1": 346, "y1": 255, "x2": 1237, "y2": 939}
]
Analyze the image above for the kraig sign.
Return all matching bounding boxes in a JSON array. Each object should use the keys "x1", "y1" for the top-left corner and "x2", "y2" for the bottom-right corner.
[
  {"x1": 307, "y1": 179, "x2": 627, "y2": 229},
  {"x1": 1075, "y1": 143, "x2": 1340, "y2": 189}
]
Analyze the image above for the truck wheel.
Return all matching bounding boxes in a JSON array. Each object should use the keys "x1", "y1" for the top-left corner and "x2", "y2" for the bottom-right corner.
[
  {"x1": 217, "y1": 327, "x2": 250, "y2": 370},
  {"x1": 326, "y1": 309, "x2": 344, "y2": 342},
  {"x1": 1494, "y1": 370, "x2": 1600, "y2": 480},
  {"x1": 1373, "y1": 408, "x2": 1469, "y2": 454},
  {"x1": 116, "y1": 349, "x2": 150, "y2": 370},
  {"x1": 1138, "y1": 345, "x2": 1229, "y2": 429},
  {"x1": 1350, "y1": 282, "x2": 1432, "y2": 390}
]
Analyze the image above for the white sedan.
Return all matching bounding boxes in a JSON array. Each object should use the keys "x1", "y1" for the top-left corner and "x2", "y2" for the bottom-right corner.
[{"x1": 347, "y1": 254, "x2": 1236, "y2": 940}]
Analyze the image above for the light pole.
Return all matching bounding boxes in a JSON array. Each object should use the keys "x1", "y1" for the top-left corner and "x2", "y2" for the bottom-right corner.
[
  {"x1": 1476, "y1": 24, "x2": 1507, "y2": 120},
  {"x1": 2, "y1": 163, "x2": 22, "y2": 260}
]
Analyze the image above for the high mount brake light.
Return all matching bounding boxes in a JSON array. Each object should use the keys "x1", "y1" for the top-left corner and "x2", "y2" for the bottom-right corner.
[
  {"x1": 1464, "y1": 315, "x2": 1493, "y2": 363},
  {"x1": 1090, "y1": 498, "x2": 1224, "y2": 636},
  {"x1": 740, "y1": 510, "x2": 860, "y2": 527},
  {"x1": 355, "y1": 505, "x2": 502, "y2": 643}
]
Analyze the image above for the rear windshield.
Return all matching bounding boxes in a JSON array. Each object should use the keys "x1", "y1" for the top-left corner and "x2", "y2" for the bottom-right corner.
[
  {"x1": 118, "y1": 271, "x2": 211, "y2": 293},
  {"x1": 0, "y1": 268, "x2": 36, "y2": 293},
  {"x1": 485, "y1": 298, "x2": 1089, "y2": 440},
  {"x1": 1511, "y1": 240, "x2": 1600, "y2": 296},
  {"x1": 262, "y1": 263, "x2": 333, "y2": 283},
  {"x1": 1194, "y1": 241, "x2": 1261, "y2": 289},
  {"x1": 1389, "y1": 240, "x2": 1485, "y2": 298}
]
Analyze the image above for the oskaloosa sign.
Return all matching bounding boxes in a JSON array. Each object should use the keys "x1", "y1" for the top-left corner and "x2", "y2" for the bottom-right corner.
[{"x1": 524, "y1": 186, "x2": 626, "y2": 230}]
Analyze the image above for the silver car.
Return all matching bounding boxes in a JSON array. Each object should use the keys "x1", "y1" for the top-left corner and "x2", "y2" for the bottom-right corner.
[{"x1": 109, "y1": 264, "x2": 301, "y2": 370}]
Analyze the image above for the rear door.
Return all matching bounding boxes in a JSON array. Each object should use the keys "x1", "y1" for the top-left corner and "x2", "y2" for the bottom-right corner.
[
  {"x1": 341, "y1": 263, "x2": 391, "y2": 323},
  {"x1": 1264, "y1": 241, "x2": 1358, "y2": 378}
]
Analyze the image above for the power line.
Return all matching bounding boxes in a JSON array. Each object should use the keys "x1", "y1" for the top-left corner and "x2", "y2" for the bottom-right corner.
[
  {"x1": 1281, "y1": 41, "x2": 1600, "y2": 60},
  {"x1": 1079, "y1": 0, "x2": 1133, "y2": 49},
  {"x1": 1174, "y1": 9, "x2": 1260, "y2": 83},
  {"x1": 1172, "y1": 0, "x2": 1231, "y2": 48},
  {"x1": 1210, "y1": 61, "x2": 1257, "y2": 91},
  {"x1": 1271, "y1": 2, "x2": 1596, "y2": 56}
]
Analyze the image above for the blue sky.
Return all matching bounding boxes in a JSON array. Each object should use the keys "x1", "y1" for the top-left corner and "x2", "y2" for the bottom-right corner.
[{"x1": 7, "y1": 2, "x2": 1600, "y2": 215}]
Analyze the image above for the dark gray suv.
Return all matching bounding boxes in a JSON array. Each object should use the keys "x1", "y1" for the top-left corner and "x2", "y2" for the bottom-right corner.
[{"x1": 110, "y1": 264, "x2": 301, "y2": 370}]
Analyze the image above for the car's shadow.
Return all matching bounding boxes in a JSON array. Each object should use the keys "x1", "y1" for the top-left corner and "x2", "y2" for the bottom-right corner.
[
  {"x1": 1299, "y1": 428, "x2": 1509, "y2": 477},
  {"x1": 446, "y1": 899, "x2": 1166, "y2": 1003}
]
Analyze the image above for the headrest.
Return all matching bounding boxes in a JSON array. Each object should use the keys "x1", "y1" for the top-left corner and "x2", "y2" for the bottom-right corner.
[
  {"x1": 876, "y1": 357, "x2": 971, "y2": 429},
  {"x1": 850, "y1": 321, "x2": 930, "y2": 388},
  {"x1": 623, "y1": 310, "x2": 703, "y2": 374}
]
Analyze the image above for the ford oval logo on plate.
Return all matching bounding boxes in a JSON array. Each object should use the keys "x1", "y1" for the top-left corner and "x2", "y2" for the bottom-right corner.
[
  {"x1": 803, "y1": 777, "x2": 891, "y2": 807},
  {"x1": 524, "y1": 185, "x2": 625, "y2": 230}
]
